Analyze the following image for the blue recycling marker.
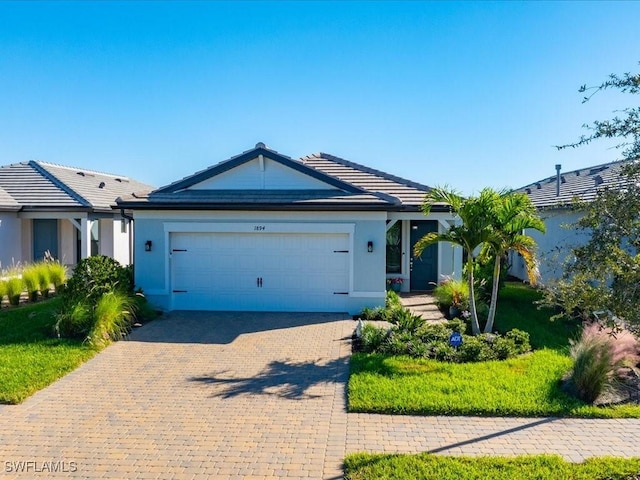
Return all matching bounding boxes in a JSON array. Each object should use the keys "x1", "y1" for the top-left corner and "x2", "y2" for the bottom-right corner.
[{"x1": 449, "y1": 332, "x2": 463, "y2": 347}]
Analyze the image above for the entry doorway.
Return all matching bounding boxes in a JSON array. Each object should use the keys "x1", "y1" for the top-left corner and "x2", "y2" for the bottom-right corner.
[{"x1": 409, "y1": 220, "x2": 438, "y2": 291}]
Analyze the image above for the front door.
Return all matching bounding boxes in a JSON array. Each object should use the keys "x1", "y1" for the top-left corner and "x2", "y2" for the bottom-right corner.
[
  {"x1": 410, "y1": 220, "x2": 438, "y2": 291},
  {"x1": 33, "y1": 219, "x2": 58, "y2": 261}
]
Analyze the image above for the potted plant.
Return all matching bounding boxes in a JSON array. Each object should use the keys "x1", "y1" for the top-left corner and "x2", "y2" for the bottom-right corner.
[{"x1": 386, "y1": 277, "x2": 403, "y2": 292}]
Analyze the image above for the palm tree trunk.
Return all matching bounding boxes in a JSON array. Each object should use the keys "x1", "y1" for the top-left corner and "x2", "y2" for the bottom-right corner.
[
  {"x1": 467, "y1": 257, "x2": 481, "y2": 335},
  {"x1": 484, "y1": 254, "x2": 502, "y2": 333}
]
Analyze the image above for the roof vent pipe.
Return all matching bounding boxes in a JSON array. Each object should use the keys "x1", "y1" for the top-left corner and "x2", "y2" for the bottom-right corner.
[{"x1": 555, "y1": 164, "x2": 561, "y2": 197}]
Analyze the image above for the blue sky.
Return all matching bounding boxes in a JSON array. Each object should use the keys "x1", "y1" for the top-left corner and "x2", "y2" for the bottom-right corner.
[{"x1": 0, "y1": 1, "x2": 638, "y2": 194}]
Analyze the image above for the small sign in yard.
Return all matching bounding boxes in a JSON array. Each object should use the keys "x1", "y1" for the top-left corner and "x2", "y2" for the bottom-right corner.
[{"x1": 449, "y1": 332, "x2": 463, "y2": 348}]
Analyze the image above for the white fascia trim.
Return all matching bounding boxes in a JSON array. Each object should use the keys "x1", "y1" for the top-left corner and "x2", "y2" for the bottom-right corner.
[
  {"x1": 387, "y1": 211, "x2": 456, "y2": 222},
  {"x1": 19, "y1": 212, "x2": 88, "y2": 220},
  {"x1": 137, "y1": 210, "x2": 386, "y2": 221}
]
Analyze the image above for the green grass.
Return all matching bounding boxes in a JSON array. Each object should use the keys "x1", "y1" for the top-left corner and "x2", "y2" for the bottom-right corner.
[
  {"x1": 0, "y1": 298, "x2": 97, "y2": 404},
  {"x1": 493, "y1": 283, "x2": 579, "y2": 351},
  {"x1": 344, "y1": 453, "x2": 640, "y2": 480},
  {"x1": 349, "y1": 351, "x2": 640, "y2": 418},
  {"x1": 348, "y1": 283, "x2": 640, "y2": 418}
]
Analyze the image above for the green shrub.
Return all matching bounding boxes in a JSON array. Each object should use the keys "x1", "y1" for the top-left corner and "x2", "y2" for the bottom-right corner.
[
  {"x1": 34, "y1": 262, "x2": 51, "y2": 297},
  {"x1": 385, "y1": 290, "x2": 403, "y2": 310},
  {"x1": 132, "y1": 292, "x2": 159, "y2": 322},
  {"x1": 433, "y1": 278, "x2": 469, "y2": 309},
  {"x1": 0, "y1": 279, "x2": 6, "y2": 301},
  {"x1": 62, "y1": 256, "x2": 133, "y2": 307},
  {"x1": 87, "y1": 292, "x2": 136, "y2": 348},
  {"x1": 567, "y1": 323, "x2": 639, "y2": 404},
  {"x1": 359, "y1": 324, "x2": 389, "y2": 353},
  {"x1": 568, "y1": 330, "x2": 613, "y2": 403},
  {"x1": 362, "y1": 319, "x2": 531, "y2": 363},
  {"x1": 457, "y1": 335, "x2": 496, "y2": 362},
  {"x1": 21, "y1": 266, "x2": 39, "y2": 302},
  {"x1": 5, "y1": 276, "x2": 24, "y2": 306},
  {"x1": 392, "y1": 309, "x2": 425, "y2": 334},
  {"x1": 445, "y1": 318, "x2": 468, "y2": 335},
  {"x1": 360, "y1": 306, "x2": 386, "y2": 320},
  {"x1": 358, "y1": 291, "x2": 406, "y2": 322},
  {"x1": 54, "y1": 301, "x2": 93, "y2": 338},
  {"x1": 46, "y1": 261, "x2": 67, "y2": 291}
]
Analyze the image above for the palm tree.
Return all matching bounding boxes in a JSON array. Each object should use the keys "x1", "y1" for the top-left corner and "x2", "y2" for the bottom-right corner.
[
  {"x1": 414, "y1": 187, "x2": 500, "y2": 335},
  {"x1": 482, "y1": 193, "x2": 545, "y2": 333}
]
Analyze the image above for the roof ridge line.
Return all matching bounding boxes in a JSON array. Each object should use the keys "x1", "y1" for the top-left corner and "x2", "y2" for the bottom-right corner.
[
  {"x1": 303, "y1": 152, "x2": 432, "y2": 192},
  {"x1": 516, "y1": 159, "x2": 630, "y2": 190},
  {"x1": 36, "y1": 160, "x2": 132, "y2": 180},
  {"x1": 29, "y1": 161, "x2": 92, "y2": 208}
]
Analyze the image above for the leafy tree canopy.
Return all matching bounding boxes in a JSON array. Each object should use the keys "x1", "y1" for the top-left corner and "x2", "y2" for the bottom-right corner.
[{"x1": 543, "y1": 63, "x2": 640, "y2": 331}]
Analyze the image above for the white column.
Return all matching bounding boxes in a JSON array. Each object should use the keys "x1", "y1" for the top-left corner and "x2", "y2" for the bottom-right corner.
[{"x1": 80, "y1": 218, "x2": 92, "y2": 260}]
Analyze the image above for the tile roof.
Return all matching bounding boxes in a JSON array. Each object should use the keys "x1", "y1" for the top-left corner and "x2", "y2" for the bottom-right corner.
[
  {"x1": 0, "y1": 185, "x2": 19, "y2": 210},
  {"x1": 299, "y1": 152, "x2": 433, "y2": 208},
  {"x1": 0, "y1": 160, "x2": 154, "y2": 212},
  {"x1": 516, "y1": 160, "x2": 630, "y2": 208},
  {"x1": 117, "y1": 145, "x2": 440, "y2": 211}
]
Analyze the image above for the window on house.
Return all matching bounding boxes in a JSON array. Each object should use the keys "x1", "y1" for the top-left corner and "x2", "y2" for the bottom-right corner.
[{"x1": 386, "y1": 222, "x2": 402, "y2": 274}]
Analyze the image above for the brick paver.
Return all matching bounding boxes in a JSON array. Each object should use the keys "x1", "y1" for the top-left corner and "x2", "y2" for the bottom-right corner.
[
  {"x1": 0, "y1": 312, "x2": 353, "y2": 479},
  {"x1": 0, "y1": 311, "x2": 639, "y2": 480}
]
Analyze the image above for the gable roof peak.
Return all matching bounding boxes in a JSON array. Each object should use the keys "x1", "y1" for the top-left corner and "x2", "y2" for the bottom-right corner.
[{"x1": 154, "y1": 145, "x2": 366, "y2": 194}]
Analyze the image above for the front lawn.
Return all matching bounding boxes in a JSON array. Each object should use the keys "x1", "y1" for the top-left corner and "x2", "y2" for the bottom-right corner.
[
  {"x1": 0, "y1": 298, "x2": 97, "y2": 404},
  {"x1": 344, "y1": 453, "x2": 640, "y2": 480},
  {"x1": 348, "y1": 283, "x2": 640, "y2": 418}
]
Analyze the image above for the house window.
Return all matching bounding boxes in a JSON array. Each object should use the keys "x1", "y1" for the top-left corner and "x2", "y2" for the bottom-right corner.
[{"x1": 386, "y1": 222, "x2": 402, "y2": 274}]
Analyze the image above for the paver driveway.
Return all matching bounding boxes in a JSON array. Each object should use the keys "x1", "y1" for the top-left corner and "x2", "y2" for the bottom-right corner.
[
  {"x1": 1, "y1": 311, "x2": 640, "y2": 480},
  {"x1": 0, "y1": 312, "x2": 354, "y2": 479}
]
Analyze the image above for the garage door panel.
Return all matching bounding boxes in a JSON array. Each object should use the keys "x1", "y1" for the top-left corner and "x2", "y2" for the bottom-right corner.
[{"x1": 170, "y1": 231, "x2": 350, "y2": 312}]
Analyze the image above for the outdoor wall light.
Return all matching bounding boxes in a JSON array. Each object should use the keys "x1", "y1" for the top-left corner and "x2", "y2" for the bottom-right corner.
[
  {"x1": 367, "y1": 241, "x2": 373, "y2": 253},
  {"x1": 145, "y1": 240, "x2": 152, "y2": 252}
]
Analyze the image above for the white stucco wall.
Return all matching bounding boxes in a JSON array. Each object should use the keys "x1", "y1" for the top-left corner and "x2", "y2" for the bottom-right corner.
[
  {"x1": 133, "y1": 210, "x2": 387, "y2": 314},
  {"x1": 0, "y1": 212, "x2": 22, "y2": 270},
  {"x1": 99, "y1": 219, "x2": 114, "y2": 259},
  {"x1": 112, "y1": 218, "x2": 131, "y2": 265},
  {"x1": 509, "y1": 208, "x2": 590, "y2": 285}
]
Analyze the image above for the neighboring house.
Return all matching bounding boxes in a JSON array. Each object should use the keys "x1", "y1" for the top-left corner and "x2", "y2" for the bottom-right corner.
[
  {"x1": 0, "y1": 160, "x2": 154, "y2": 269},
  {"x1": 117, "y1": 143, "x2": 463, "y2": 314},
  {"x1": 509, "y1": 160, "x2": 628, "y2": 285}
]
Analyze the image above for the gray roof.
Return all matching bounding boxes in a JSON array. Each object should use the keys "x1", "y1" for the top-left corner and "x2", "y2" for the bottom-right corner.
[
  {"x1": 516, "y1": 160, "x2": 630, "y2": 208},
  {"x1": 300, "y1": 152, "x2": 433, "y2": 208},
  {"x1": 0, "y1": 160, "x2": 154, "y2": 212},
  {"x1": 117, "y1": 145, "x2": 443, "y2": 212},
  {"x1": 0, "y1": 185, "x2": 19, "y2": 210}
]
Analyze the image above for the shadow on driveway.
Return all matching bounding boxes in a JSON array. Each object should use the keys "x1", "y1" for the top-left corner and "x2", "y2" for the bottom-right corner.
[
  {"x1": 129, "y1": 311, "x2": 349, "y2": 345},
  {"x1": 190, "y1": 357, "x2": 349, "y2": 400}
]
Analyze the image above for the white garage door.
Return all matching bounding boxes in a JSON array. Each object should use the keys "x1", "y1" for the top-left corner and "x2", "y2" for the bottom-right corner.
[{"x1": 170, "y1": 232, "x2": 350, "y2": 312}]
